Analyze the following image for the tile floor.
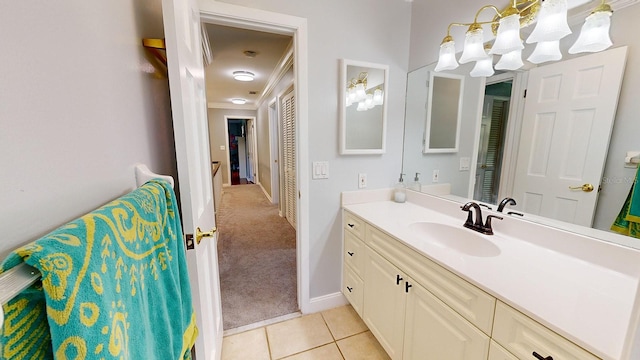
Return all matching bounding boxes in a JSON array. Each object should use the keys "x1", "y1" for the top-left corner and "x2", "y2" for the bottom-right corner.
[{"x1": 221, "y1": 305, "x2": 390, "y2": 360}]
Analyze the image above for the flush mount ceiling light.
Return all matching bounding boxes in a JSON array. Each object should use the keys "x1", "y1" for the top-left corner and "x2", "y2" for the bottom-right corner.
[
  {"x1": 434, "y1": 0, "x2": 614, "y2": 77},
  {"x1": 232, "y1": 71, "x2": 255, "y2": 82},
  {"x1": 231, "y1": 98, "x2": 247, "y2": 105}
]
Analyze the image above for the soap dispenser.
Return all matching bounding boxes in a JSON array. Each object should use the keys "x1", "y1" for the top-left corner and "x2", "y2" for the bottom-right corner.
[
  {"x1": 409, "y1": 172, "x2": 422, "y2": 192},
  {"x1": 394, "y1": 174, "x2": 406, "y2": 203}
]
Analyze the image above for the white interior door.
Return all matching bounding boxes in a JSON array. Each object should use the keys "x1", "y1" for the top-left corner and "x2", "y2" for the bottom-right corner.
[
  {"x1": 512, "y1": 46, "x2": 627, "y2": 226},
  {"x1": 246, "y1": 119, "x2": 257, "y2": 184},
  {"x1": 162, "y1": 0, "x2": 223, "y2": 358}
]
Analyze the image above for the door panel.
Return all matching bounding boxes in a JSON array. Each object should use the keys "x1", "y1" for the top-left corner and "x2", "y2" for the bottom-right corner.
[
  {"x1": 162, "y1": 0, "x2": 223, "y2": 358},
  {"x1": 512, "y1": 46, "x2": 627, "y2": 226}
]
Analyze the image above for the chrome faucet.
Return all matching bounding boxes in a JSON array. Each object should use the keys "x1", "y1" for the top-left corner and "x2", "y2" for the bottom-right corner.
[
  {"x1": 497, "y1": 197, "x2": 517, "y2": 212},
  {"x1": 461, "y1": 201, "x2": 503, "y2": 235}
]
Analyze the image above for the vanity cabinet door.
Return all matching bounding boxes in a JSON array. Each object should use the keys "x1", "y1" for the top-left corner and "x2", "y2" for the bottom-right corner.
[
  {"x1": 363, "y1": 247, "x2": 407, "y2": 360},
  {"x1": 403, "y1": 279, "x2": 490, "y2": 360}
]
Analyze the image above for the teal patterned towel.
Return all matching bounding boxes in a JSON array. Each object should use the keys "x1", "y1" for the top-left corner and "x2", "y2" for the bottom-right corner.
[
  {"x1": 611, "y1": 166, "x2": 640, "y2": 238},
  {"x1": 0, "y1": 179, "x2": 198, "y2": 359}
]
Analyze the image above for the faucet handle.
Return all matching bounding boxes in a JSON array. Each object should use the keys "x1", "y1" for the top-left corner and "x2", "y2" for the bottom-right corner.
[
  {"x1": 483, "y1": 215, "x2": 503, "y2": 235},
  {"x1": 461, "y1": 205, "x2": 475, "y2": 228}
]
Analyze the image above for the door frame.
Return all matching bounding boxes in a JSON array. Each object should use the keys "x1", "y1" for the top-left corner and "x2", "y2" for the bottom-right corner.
[
  {"x1": 198, "y1": 0, "x2": 310, "y2": 312},
  {"x1": 246, "y1": 117, "x2": 258, "y2": 184},
  {"x1": 268, "y1": 98, "x2": 281, "y2": 207},
  {"x1": 223, "y1": 116, "x2": 258, "y2": 185}
]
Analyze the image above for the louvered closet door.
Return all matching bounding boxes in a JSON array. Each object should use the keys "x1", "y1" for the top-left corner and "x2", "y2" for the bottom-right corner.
[{"x1": 281, "y1": 91, "x2": 297, "y2": 229}]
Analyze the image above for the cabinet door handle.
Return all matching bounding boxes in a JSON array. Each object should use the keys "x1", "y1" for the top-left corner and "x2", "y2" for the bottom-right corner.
[
  {"x1": 347, "y1": 286, "x2": 353, "y2": 293},
  {"x1": 405, "y1": 282, "x2": 412, "y2": 293},
  {"x1": 532, "y1": 352, "x2": 553, "y2": 360},
  {"x1": 348, "y1": 223, "x2": 355, "y2": 228},
  {"x1": 347, "y1": 251, "x2": 354, "y2": 256},
  {"x1": 396, "y1": 275, "x2": 403, "y2": 285}
]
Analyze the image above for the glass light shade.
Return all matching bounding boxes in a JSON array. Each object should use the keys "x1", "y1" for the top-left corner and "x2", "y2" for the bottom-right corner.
[
  {"x1": 231, "y1": 98, "x2": 246, "y2": 105},
  {"x1": 354, "y1": 83, "x2": 367, "y2": 102},
  {"x1": 365, "y1": 94, "x2": 374, "y2": 109},
  {"x1": 568, "y1": 11, "x2": 613, "y2": 54},
  {"x1": 346, "y1": 95, "x2": 353, "y2": 107},
  {"x1": 434, "y1": 40, "x2": 459, "y2": 71},
  {"x1": 373, "y1": 89, "x2": 383, "y2": 105},
  {"x1": 495, "y1": 48, "x2": 524, "y2": 70},
  {"x1": 459, "y1": 28, "x2": 488, "y2": 64},
  {"x1": 233, "y1": 71, "x2": 255, "y2": 81},
  {"x1": 526, "y1": 0, "x2": 571, "y2": 43},
  {"x1": 470, "y1": 55, "x2": 495, "y2": 77},
  {"x1": 527, "y1": 40, "x2": 562, "y2": 64},
  {"x1": 356, "y1": 101, "x2": 367, "y2": 111},
  {"x1": 348, "y1": 87, "x2": 357, "y2": 102},
  {"x1": 489, "y1": 14, "x2": 524, "y2": 55}
]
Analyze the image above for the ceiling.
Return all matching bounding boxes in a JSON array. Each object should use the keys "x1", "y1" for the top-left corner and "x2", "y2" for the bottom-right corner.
[{"x1": 203, "y1": 23, "x2": 292, "y2": 109}]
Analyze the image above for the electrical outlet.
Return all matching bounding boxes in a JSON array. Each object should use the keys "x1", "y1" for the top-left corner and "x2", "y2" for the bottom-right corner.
[
  {"x1": 432, "y1": 170, "x2": 439, "y2": 183},
  {"x1": 358, "y1": 173, "x2": 367, "y2": 189}
]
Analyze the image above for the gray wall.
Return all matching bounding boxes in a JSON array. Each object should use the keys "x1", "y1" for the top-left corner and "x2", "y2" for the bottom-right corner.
[
  {"x1": 207, "y1": 108, "x2": 257, "y2": 186},
  {"x1": 216, "y1": 0, "x2": 412, "y2": 298},
  {"x1": 0, "y1": 0, "x2": 175, "y2": 258}
]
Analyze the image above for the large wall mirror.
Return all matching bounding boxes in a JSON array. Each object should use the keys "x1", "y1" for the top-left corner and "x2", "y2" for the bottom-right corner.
[
  {"x1": 340, "y1": 59, "x2": 389, "y2": 155},
  {"x1": 424, "y1": 72, "x2": 464, "y2": 153},
  {"x1": 401, "y1": 3, "x2": 640, "y2": 250}
]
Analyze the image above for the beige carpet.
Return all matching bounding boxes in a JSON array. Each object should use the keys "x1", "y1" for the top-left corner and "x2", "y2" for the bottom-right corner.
[{"x1": 217, "y1": 184, "x2": 297, "y2": 330}]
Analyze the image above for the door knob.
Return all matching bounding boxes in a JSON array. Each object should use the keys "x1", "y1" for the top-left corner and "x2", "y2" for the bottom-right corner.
[
  {"x1": 568, "y1": 183, "x2": 594, "y2": 192},
  {"x1": 196, "y1": 227, "x2": 217, "y2": 244}
]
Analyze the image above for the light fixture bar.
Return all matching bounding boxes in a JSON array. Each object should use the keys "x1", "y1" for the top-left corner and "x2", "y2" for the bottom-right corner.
[{"x1": 433, "y1": 0, "x2": 615, "y2": 77}]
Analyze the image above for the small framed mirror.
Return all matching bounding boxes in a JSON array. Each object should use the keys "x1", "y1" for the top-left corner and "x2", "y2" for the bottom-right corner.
[
  {"x1": 424, "y1": 71, "x2": 464, "y2": 153},
  {"x1": 339, "y1": 59, "x2": 389, "y2": 155}
]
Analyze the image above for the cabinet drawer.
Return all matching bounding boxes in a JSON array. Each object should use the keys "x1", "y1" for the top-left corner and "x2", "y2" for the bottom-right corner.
[
  {"x1": 365, "y1": 223, "x2": 496, "y2": 335},
  {"x1": 343, "y1": 265, "x2": 364, "y2": 317},
  {"x1": 344, "y1": 211, "x2": 364, "y2": 239},
  {"x1": 493, "y1": 301, "x2": 600, "y2": 360},
  {"x1": 488, "y1": 340, "x2": 518, "y2": 360},
  {"x1": 344, "y1": 231, "x2": 365, "y2": 277}
]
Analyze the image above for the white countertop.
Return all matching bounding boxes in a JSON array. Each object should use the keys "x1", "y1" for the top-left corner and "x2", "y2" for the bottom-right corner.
[{"x1": 343, "y1": 197, "x2": 640, "y2": 360}]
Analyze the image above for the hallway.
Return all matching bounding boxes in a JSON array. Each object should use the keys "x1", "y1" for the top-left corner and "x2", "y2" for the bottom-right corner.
[{"x1": 217, "y1": 184, "x2": 298, "y2": 330}]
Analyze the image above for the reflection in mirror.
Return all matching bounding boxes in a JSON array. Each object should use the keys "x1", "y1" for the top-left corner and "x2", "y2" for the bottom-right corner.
[
  {"x1": 424, "y1": 72, "x2": 464, "y2": 153},
  {"x1": 340, "y1": 59, "x2": 389, "y2": 155},
  {"x1": 402, "y1": 2, "x2": 640, "y2": 249}
]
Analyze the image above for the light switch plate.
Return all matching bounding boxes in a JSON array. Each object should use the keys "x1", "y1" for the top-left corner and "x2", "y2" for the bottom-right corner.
[{"x1": 312, "y1": 161, "x2": 329, "y2": 179}]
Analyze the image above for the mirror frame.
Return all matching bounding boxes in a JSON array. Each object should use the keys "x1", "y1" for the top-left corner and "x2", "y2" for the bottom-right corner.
[
  {"x1": 423, "y1": 71, "x2": 464, "y2": 154},
  {"x1": 339, "y1": 59, "x2": 389, "y2": 155}
]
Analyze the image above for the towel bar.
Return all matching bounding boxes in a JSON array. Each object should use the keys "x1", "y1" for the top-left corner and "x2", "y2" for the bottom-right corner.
[{"x1": 0, "y1": 164, "x2": 174, "y2": 332}]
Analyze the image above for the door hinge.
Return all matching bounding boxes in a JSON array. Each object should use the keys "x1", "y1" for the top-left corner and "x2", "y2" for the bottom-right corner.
[{"x1": 185, "y1": 234, "x2": 195, "y2": 250}]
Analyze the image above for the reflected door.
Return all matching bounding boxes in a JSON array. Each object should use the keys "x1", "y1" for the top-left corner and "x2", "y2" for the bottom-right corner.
[
  {"x1": 474, "y1": 95, "x2": 510, "y2": 204},
  {"x1": 512, "y1": 46, "x2": 627, "y2": 226}
]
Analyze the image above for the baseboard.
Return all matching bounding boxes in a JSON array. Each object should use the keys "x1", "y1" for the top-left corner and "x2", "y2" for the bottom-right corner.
[
  {"x1": 302, "y1": 292, "x2": 348, "y2": 314},
  {"x1": 258, "y1": 182, "x2": 272, "y2": 202}
]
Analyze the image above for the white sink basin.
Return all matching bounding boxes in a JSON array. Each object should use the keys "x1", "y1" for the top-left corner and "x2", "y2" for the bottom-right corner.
[{"x1": 408, "y1": 222, "x2": 501, "y2": 257}]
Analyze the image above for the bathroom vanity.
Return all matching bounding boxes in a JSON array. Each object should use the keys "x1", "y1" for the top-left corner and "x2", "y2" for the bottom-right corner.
[{"x1": 341, "y1": 189, "x2": 640, "y2": 360}]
